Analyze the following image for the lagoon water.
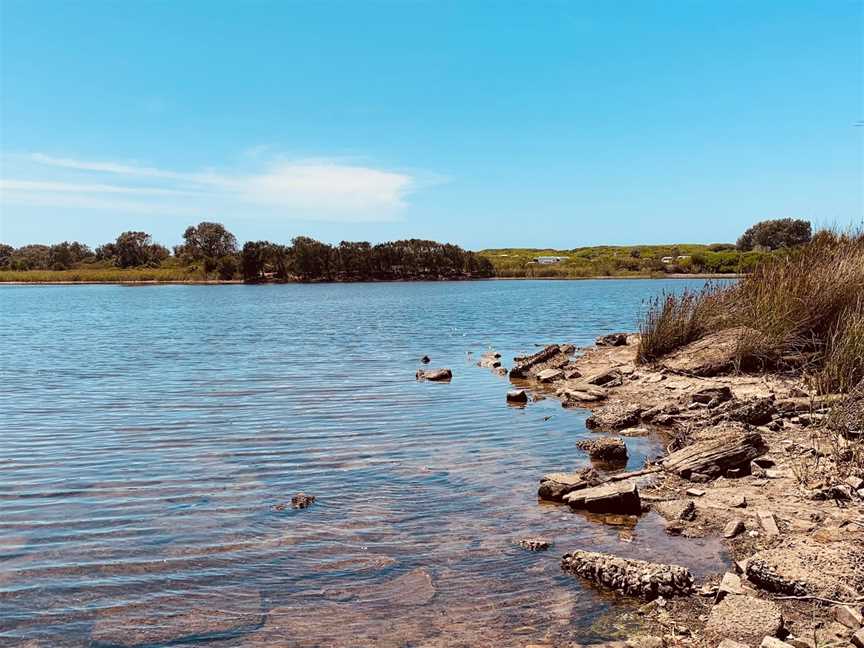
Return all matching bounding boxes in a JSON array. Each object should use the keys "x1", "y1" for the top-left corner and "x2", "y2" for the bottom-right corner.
[{"x1": 0, "y1": 280, "x2": 729, "y2": 647}]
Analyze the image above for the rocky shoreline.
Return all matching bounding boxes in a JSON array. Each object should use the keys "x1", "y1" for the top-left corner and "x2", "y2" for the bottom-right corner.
[{"x1": 506, "y1": 333, "x2": 864, "y2": 648}]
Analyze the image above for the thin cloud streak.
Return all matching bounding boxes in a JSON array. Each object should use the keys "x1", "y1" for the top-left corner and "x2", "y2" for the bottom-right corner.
[{"x1": 1, "y1": 152, "x2": 424, "y2": 222}]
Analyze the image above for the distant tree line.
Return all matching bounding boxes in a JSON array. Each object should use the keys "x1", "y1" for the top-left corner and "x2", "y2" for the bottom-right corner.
[
  {"x1": 241, "y1": 237, "x2": 495, "y2": 282},
  {"x1": 0, "y1": 222, "x2": 494, "y2": 282}
]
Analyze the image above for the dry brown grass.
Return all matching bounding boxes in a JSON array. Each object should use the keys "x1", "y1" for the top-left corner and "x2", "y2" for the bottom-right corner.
[{"x1": 637, "y1": 230, "x2": 864, "y2": 393}]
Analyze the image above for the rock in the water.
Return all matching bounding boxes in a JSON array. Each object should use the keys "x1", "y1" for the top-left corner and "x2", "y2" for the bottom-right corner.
[
  {"x1": 507, "y1": 389, "x2": 528, "y2": 403},
  {"x1": 538, "y1": 468, "x2": 602, "y2": 501},
  {"x1": 586, "y1": 403, "x2": 643, "y2": 431},
  {"x1": 560, "y1": 550, "x2": 694, "y2": 599},
  {"x1": 704, "y1": 594, "x2": 783, "y2": 645},
  {"x1": 563, "y1": 479, "x2": 641, "y2": 514},
  {"x1": 416, "y1": 368, "x2": 452, "y2": 382},
  {"x1": 510, "y1": 344, "x2": 572, "y2": 379},
  {"x1": 291, "y1": 493, "x2": 316, "y2": 509},
  {"x1": 662, "y1": 429, "x2": 768, "y2": 478},
  {"x1": 575, "y1": 437, "x2": 628, "y2": 463},
  {"x1": 518, "y1": 537, "x2": 552, "y2": 551},
  {"x1": 420, "y1": 355, "x2": 431, "y2": 364},
  {"x1": 90, "y1": 591, "x2": 265, "y2": 647},
  {"x1": 596, "y1": 333, "x2": 628, "y2": 347},
  {"x1": 661, "y1": 327, "x2": 765, "y2": 376}
]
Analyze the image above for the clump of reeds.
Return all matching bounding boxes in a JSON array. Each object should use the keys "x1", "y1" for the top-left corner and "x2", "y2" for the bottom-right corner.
[
  {"x1": 636, "y1": 285, "x2": 728, "y2": 363},
  {"x1": 636, "y1": 229, "x2": 864, "y2": 393}
]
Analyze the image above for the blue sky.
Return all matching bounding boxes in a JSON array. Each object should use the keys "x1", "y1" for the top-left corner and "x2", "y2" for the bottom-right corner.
[{"x1": 1, "y1": 1, "x2": 861, "y2": 250}]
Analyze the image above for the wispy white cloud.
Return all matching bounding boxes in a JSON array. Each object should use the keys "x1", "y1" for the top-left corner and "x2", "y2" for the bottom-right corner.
[{"x1": 1, "y1": 151, "x2": 423, "y2": 222}]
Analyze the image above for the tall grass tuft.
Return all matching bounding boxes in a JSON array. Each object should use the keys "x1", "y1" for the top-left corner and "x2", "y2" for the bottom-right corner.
[
  {"x1": 636, "y1": 229, "x2": 864, "y2": 393},
  {"x1": 636, "y1": 285, "x2": 728, "y2": 363}
]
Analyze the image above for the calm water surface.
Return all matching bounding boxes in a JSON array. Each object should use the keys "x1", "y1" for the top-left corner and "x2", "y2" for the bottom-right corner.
[{"x1": 0, "y1": 280, "x2": 729, "y2": 647}]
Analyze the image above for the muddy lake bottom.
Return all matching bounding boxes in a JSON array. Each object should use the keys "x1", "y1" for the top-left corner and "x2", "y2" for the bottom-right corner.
[{"x1": 0, "y1": 280, "x2": 731, "y2": 646}]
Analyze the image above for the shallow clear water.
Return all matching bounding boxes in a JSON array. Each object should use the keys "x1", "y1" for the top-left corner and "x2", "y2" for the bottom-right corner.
[{"x1": 0, "y1": 280, "x2": 729, "y2": 647}]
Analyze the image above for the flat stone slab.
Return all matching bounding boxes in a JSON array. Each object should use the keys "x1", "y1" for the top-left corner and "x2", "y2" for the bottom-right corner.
[
  {"x1": 704, "y1": 594, "x2": 783, "y2": 646},
  {"x1": 537, "y1": 368, "x2": 564, "y2": 383},
  {"x1": 563, "y1": 479, "x2": 641, "y2": 514},
  {"x1": 90, "y1": 590, "x2": 264, "y2": 647}
]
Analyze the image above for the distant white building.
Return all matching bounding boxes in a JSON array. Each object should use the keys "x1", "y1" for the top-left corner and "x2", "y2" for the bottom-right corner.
[
  {"x1": 532, "y1": 256, "x2": 569, "y2": 265},
  {"x1": 661, "y1": 255, "x2": 690, "y2": 264}
]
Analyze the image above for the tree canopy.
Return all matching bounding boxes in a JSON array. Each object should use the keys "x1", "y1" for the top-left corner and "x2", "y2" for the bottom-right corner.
[{"x1": 736, "y1": 218, "x2": 811, "y2": 251}]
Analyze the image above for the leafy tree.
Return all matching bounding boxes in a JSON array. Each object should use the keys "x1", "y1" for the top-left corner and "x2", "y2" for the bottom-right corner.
[
  {"x1": 0, "y1": 244, "x2": 15, "y2": 268},
  {"x1": 48, "y1": 241, "x2": 94, "y2": 270},
  {"x1": 291, "y1": 236, "x2": 333, "y2": 280},
  {"x1": 216, "y1": 255, "x2": 238, "y2": 280},
  {"x1": 178, "y1": 222, "x2": 238, "y2": 264},
  {"x1": 107, "y1": 231, "x2": 168, "y2": 268},
  {"x1": 736, "y1": 218, "x2": 811, "y2": 251}
]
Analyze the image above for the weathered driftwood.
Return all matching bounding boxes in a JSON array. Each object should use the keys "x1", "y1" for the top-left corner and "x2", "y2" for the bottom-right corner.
[
  {"x1": 662, "y1": 430, "x2": 767, "y2": 478},
  {"x1": 563, "y1": 478, "x2": 641, "y2": 514},
  {"x1": 561, "y1": 550, "x2": 694, "y2": 599}
]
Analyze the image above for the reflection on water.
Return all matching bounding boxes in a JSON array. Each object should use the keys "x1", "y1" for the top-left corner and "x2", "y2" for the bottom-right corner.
[{"x1": 0, "y1": 280, "x2": 729, "y2": 646}]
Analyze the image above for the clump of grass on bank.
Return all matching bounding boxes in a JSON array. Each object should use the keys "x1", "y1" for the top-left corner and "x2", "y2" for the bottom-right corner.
[
  {"x1": 636, "y1": 230, "x2": 864, "y2": 393},
  {"x1": 636, "y1": 286, "x2": 728, "y2": 363},
  {"x1": 0, "y1": 267, "x2": 201, "y2": 283}
]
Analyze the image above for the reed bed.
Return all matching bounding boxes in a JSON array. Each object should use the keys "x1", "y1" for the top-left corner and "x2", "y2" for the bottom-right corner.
[{"x1": 0, "y1": 267, "x2": 201, "y2": 283}]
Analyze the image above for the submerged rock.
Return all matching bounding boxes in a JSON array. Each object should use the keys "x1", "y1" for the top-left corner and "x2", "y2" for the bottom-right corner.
[
  {"x1": 90, "y1": 590, "x2": 264, "y2": 647},
  {"x1": 560, "y1": 550, "x2": 694, "y2": 599}
]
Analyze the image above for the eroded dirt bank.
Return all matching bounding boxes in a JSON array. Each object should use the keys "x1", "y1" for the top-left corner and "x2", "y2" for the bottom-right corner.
[{"x1": 506, "y1": 333, "x2": 864, "y2": 648}]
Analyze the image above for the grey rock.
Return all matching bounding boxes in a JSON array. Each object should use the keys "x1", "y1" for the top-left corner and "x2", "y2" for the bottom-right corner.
[{"x1": 561, "y1": 550, "x2": 694, "y2": 600}]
